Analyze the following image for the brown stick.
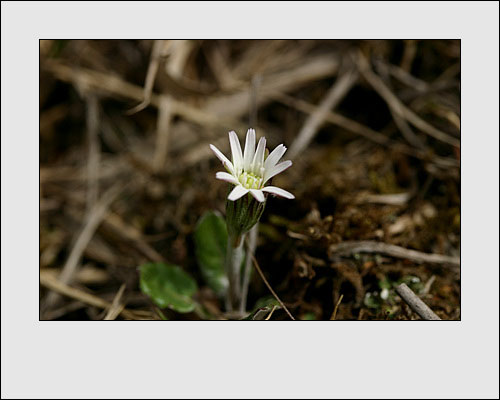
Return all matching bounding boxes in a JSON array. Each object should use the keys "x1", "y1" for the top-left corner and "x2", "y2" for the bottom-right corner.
[
  {"x1": 250, "y1": 254, "x2": 295, "y2": 320},
  {"x1": 85, "y1": 93, "x2": 100, "y2": 213},
  {"x1": 41, "y1": 182, "x2": 126, "y2": 314},
  {"x1": 104, "y1": 283, "x2": 127, "y2": 321},
  {"x1": 330, "y1": 294, "x2": 344, "y2": 320},
  {"x1": 356, "y1": 51, "x2": 460, "y2": 147},
  {"x1": 395, "y1": 283, "x2": 441, "y2": 320},
  {"x1": 329, "y1": 241, "x2": 460, "y2": 267},
  {"x1": 126, "y1": 39, "x2": 166, "y2": 115},
  {"x1": 152, "y1": 95, "x2": 173, "y2": 172},
  {"x1": 40, "y1": 271, "x2": 137, "y2": 320},
  {"x1": 271, "y1": 91, "x2": 459, "y2": 171},
  {"x1": 374, "y1": 60, "x2": 425, "y2": 149},
  {"x1": 288, "y1": 68, "x2": 358, "y2": 160},
  {"x1": 43, "y1": 60, "x2": 240, "y2": 131}
]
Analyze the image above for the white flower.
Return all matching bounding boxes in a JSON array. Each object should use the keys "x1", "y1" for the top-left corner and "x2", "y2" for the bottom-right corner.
[{"x1": 210, "y1": 129, "x2": 295, "y2": 202}]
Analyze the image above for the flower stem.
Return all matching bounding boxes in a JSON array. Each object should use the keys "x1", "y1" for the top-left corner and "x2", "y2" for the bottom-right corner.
[
  {"x1": 239, "y1": 223, "x2": 258, "y2": 314},
  {"x1": 225, "y1": 233, "x2": 245, "y2": 312}
]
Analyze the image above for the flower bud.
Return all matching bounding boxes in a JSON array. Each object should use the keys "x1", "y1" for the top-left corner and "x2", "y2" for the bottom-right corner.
[{"x1": 225, "y1": 191, "x2": 265, "y2": 245}]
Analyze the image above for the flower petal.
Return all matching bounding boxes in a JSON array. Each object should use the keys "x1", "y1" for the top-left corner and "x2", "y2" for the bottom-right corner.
[
  {"x1": 251, "y1": 136, "x2": 267, "y2": 174},
  {"x1": 216, "y1": 171, "x2": 239, "y2": 185},
  {"x1": 228, "y1": 131, "x2": 243, "y2": 170},
  {"x1": 243, "y1": 128, "x2": 256, "y2": 170},
  {"x1": 227, "y1": 185, "x2": 249, "y2": 201},
  {"x1": 264, "y1": 144, "x2": 287, "y2": 171},
  {"x1": 261, "y1": 186, "x2": 295, "y2": 199},
  {"x1": 210, "y1": 144, "x2": 234, "y2": 174},
  {"x1": 263, "y1": 160, "x2": 292, "y2": 183},
  {"x1": 249, "y1": 189, "x2": 265, "y2": 202}
]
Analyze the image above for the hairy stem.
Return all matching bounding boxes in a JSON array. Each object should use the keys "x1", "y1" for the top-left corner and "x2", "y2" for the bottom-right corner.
[
  {"x1": 239, "y1": 223, "x2": 258, "y2": 313},
  {"x1": 225, "y1": 233, "x2": 245, "y2": 312}
]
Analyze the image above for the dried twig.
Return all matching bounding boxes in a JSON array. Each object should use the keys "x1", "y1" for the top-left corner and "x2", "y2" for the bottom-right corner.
[
  {"x1": 43, "y1": 60, "x2": 240, "y2": 131},
  {"x1": 400, "y1": 40, "x2": 418, "y2": 72},
  {"x1": 40, "y1": 271, "x2": 136, "y2": 320},
  {"x1": 329, "y1": 241, "x2": 460, "y2": 267},
  {"x1": 85, "y1": 93, "x2": 100, "y2": 213},
  {"x1": 356, "y1": 51, "x2": 460, "y2": 147},
  {"x1": 265, "y1": 305, "x2": 278, "y2": 320},
  {"x1": 152, "y1": 95, "x2": 174, "y2": 172},
  {"x1": 41, "y1": 182, "x2": 127, "y2": 314},
  {"x1": 272, "y1": 91, "x2": 459, "y2": 170},
  {"x1": 152, "y1": 40, "x2": 192, "y2": 172},
  {"x1": 104, "y1": 283, "x2": 126, "y2": 320},
  {"x1": 379, "y1": 60, "x2": 429, "y2": 93},
  {"x1": 288, "y1": 68, "x2": 358, "y2": 160},
  {"x1": 422, "y1": 275, "x2": 437, "y2": 296},
  {"x1": 205, "y1": 54, "x2": 340, "y2": 119},
  {"x1": 104, "y1": 212, "x2": 164, "y2": 263},
  {"x1": 203, "y1": 41, "x2": 240, "y2": 89},
  {"x1": 248, "y1": 74, "x2": 262, "y2": 128},
  {"x1": 330, "y1": 294, "x2": 344, "y2": 320},
  {"x1": 127, "y1": 40, "x2": 167, "y2": 115},
  {"x1": 250, "y1": 254, "x2": 295, "y2": 321},
  {"x1": 357, "y1": 192, "x2": 412, "y2": 206},
  {"x1": 374, "y1": 60, "x2": 425, "y2": 149},
  {"x1": 395, "y1": 283, "x2": 441, "y2": 320}
]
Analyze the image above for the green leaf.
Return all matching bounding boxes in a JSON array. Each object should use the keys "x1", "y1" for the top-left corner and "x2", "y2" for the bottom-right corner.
[
  {"x1": 241, "y1": 306, "x2": 274, "y2": 320},
  {"x1": 253, "y1": 296, "x2": 280, "y2": 310},
  {"x1": 241, "y1": 296, "x2": 282, "y2": 320},
  {"x1": 139, "y1": 262, "x2": 197, "y2": 313},
  {"x1": 194, "y1": 211, "x2": 229, "y2": 296}
]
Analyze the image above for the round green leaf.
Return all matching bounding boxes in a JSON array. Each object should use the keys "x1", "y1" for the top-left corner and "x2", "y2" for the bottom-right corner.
[
  {"x1": 194, "y1": 211, "x2": 229, "y2": 295},
  {"x1": 139, "y1": 263, "x2": 197, "y2": 313}
]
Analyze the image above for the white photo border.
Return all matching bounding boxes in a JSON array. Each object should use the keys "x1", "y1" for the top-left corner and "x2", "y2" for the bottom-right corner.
[{"x1": 2, "y1": 1, "x2": 499, "y2": 398}]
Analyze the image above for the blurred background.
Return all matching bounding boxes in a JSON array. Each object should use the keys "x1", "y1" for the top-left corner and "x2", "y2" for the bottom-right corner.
[{"x1": 39, "y1": 39, "x2": 460, "y2": 320}]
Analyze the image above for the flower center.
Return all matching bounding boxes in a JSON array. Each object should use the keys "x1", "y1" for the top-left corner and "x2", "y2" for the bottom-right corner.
[{"x1": 238, "y1": 171, "x2": 263, "y2": 189}]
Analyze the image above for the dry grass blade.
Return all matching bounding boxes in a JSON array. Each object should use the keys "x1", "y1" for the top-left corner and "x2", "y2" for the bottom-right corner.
[
  {"x1": 41, "y1": 182, "x2": 126, "y2": 314},
  {"x1": 288, "y1": 68, "x2": 358, "y2": 160},
  {"x1": 356, "y1": 51, "x2": 460, "y2": 147},
  {"x1": 330, "y1": 294, "x2": 344, "y2": 320},
  {"x1": 127, "y1": 40, "x2": 167, "y2": 115},
  {"x1": 205, "y1": 54, "x2": 340, "y2": 119},
  {"x1": 374, "y1": 60, "x2": 425, "y2": 149},
  {"x1": 272, "y1": 91, "x2": 459, "y2": 170},
  {"x1": 152, "y1": 95, "x2": 174, "y2": 172},
  {"x1": 273, "y1": 91, "x2": 393, "y2": 147},
  {"x1": 250, "y1": 254, "x2": 295, "y2": 321},
  {"x1": 152, "y1": 40, "x2": 193, "y2": 172},
  {"x1": 422, "y1": 275, "x2": 437, "y2": 296},
  {"x1": 104, "y1": 283, "x2": 127, "y2": 320},
  {"x1": 104, "y1": 212, "x2": 164, "y2": 263},
  {"x1": 43, "y1": 60, "x2": 240, "y2": 131},
  {"x1": 203, "y1": 40, "x2": 240, "y2": 89},
  {"x1": 265, "y1": 305, "x2": 278, "y2": 320},
  {"x1": 381, "y1": 60, "x2": 429, "y2": 92},
  {"x1": 85, "y1": 93, "x2": 100, "y2": 213},
  {"x1": 358, "y1": 192, "x2": 412, "y2": 206},
  {"x1": 40, "y1": 270, "x2": 137, "y2": 320},
  {"x1": 400, "y1": 40, "x2": 418, "y2": 72},
  {"x1": 329, "y1": 241, "x2": 460, "y2": 267}
]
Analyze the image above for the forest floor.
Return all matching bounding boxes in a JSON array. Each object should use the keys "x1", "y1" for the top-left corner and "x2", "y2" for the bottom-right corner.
[{"x1": 39, "y1": 39, "x2": 460, "y2": 320}]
